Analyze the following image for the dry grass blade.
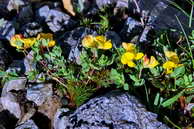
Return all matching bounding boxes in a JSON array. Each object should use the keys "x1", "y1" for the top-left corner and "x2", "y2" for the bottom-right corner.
[{"x1": 62, "y1": 0, "x2": 75, "y2": 16}]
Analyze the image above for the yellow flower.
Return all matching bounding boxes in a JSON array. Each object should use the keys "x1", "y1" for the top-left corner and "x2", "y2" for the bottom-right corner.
[
  {"x1": 10, "y1": 34, "x2": 36, "y2": 49},
  {"x1": 82, "y1": 35, "x2": 96, "y2": 48},
  {"x1": 135, "y1": 52, "x2": 144, "y2": 60},
  {"x1": 37, "y1": 33, "x2": 56, "y2": 47},
  {"x1": 143, "y1": 55, "x2": 159, "y2": 68},
  {"x1": 163, "y1": 61, "x2": 177, "y2": 74},
  {"x1": 122, "y1": 42, "x2": 136, "y2": 53},
  {"x1": 95, "y1": 36, "x2": 112, "y2": 50},
  {"x1": 121, "y1": 52, "x2": 136, "y2": 67},
  {"x1": 163, "y1": 51, "x2": 183, "y2": 74},
  {"x1": 164, "y1": 51, "x2": 179, "y2": 63},
  {"x1": 82, "y1": 35, "x2": 112, "y2": 50},
  {"x1": 127, "y1": 61, "x2": 136, "y2": 67}
]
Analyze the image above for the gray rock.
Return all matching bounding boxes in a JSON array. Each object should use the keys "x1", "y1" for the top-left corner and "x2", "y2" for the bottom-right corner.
[
  {"x1": 1, "y1": 78, "x2": 26, "y2": 119},
  {"x1": 54, "y1": 108, "x2": 71, "y2": 129},
  {"x1": 68, "y1": 46, "x2": 81, "y2": 64},
  {"x1": 38, "y1": 96, "x2": 61, "y2": 127},
  {"x1": 0, "y1": 110, "x2": 18, "y2": 129},
  {"x1": 24, "y1": 51, "x2": 36, "y2": 74},
  {"x1": 54, "y1": 91, "x2": 170, "y2": 129},
  {"x1": 7, "y1": 0, "x2": 27, "y2": 11},
  {"x1": 6, "y1": 60, "x2": 25, "y2": 74},
  {"x1": 37, "y1": 5, "x2": 50, "y2": 21},
  {"x1": 0, "y1": 102, "x2": 3, "y2": 112},
  {"x1": 96, "y1": 0, "x2": 115, "y2": 9},
  {"x1": 139, "y1": 25, "x2": 154, "y2": 44},
  {"x1": 96, "y1": 0, "x2": 129, "y2": 9},
  {"x1": 46, "y1": 9, "x2": 76, "y2": 32},
  {"x1": 0, "y1": 19, "x2": 15, "y2": 40},
  {"x1": 15, "y1": 120, "x2": 39, "y2": 129},
  {"x1": 0, "y1": 48, "x2": 12, "y2": 70},
  {"x1": 120, "y1": 17, "x2": 143, "y2": 42},
  {"x1": 37, "y1": 5, "x2": 76, "y2": 32},
  {"x1": 115, "y1": 0, "x2": 129, "y2": 8},
  {"x1": 128, "y1": 0, "x2": 194, "y2": 33},
  {"x1": 18, "y1": 5, "x2": 34, "y2": 25},
  {"x1": 21, "y1": 22, "x2": 43, "y2": 37},
  {"x1": 1, "y1": 93, "x2": 21, "y2": 119},
  {"x1": 2, "y1": 78, "x2": 26, "y2": 94},
  {"x1": 59, "y1": 27, "x2": 96, "y2": 62},
  {"x1": 73, "y1": 0, "x2": 92, "y2": 13},
  {"x1": 61, "y1": 27, "x2": 96, "y2": 47},
  {"x1": 0, "y1": 124, "x2": 6, "y2": 129},
  {"x1": 26, "y1": 83, "x2": 53, "y2": 106},
  {"x1": 105, "y1": 31, "x2": 122, "y2": 47}
]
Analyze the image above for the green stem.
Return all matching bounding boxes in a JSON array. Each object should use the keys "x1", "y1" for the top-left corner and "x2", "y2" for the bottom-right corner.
[
  {"x1": 164, "y1": 116, "x2": 181, "y2": 129},
  {"x1": 175, "y1": 15, "x2": 194, "y2": 68},
  {"x1": 144, "y1": 84, "x2": 149, "y2": 103}
]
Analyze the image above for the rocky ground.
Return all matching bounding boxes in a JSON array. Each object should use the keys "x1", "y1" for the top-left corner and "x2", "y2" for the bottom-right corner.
[{"x1": 0, "y1": 0, "x2": 193, "y2": 129}]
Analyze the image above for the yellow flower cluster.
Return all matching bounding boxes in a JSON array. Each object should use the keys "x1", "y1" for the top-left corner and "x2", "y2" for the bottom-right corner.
[
  {"x1": 163, "y1": 51, "x2": 182, "y2": 74},
  {"x1": 121, "y1": 42, "x2": 159, "y2": 68},
  {"x1": 143, "y1": 55, "x2": 159, "y2": 68},
  {"x1": 121, "y1": 43, "x2": 144, "y2": 67},
  {"x1": 10, "y1": 33, "x2": 56, "y2": 49},
  {"x1": 82, "y1": 35, "x2": 112, "y2": 50}
]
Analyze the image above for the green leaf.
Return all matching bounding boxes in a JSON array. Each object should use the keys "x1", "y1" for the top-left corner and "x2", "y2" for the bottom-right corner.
[
  {"x1": 150, "y1": 68, "x2": 160, "y2": 76},
  {"x1": 175, "y1": 78, "x2": 184, "y2": 87},
  {"x1": 162, "y1": 90, "x2": 184, "y2": 107},
  {"x1": 183, "y1": 75, "x2": 190, "y2": 85},
  {"x1": 170, "y1": 66, "x2": 185, "y2": 78},
  {"x1": 123, "y1": 83, "x2": 129, "y2": 90},
  {"x1": 26, "y1": 70, "x2": 38, "y2": 80},
  {"x1": 129, "y1": 75, "x2": 138, "y2": 82},
  {"x1": 42, "y1": 39, "x2": 48, "y2": 46},
  {"x1": 134, "y1": 79, "x2": 145, "y2": 86},
  {"x1": 0, "y1": 71, "x2": 6, "y2": 78},
  {"x1": 110, "y1": 69, "x2": 125, "y2": 86},
  {"x1": 154, "y1": 93, "x2": 160, "y2": 106},
  {"x1": 186, "y1": 95, "x2": 194, "y2": 103}
]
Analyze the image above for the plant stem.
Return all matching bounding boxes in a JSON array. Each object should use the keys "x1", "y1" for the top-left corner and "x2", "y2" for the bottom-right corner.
[
  {"x1": 175, "y1": 15, "x2": 194, "y2": 68},
  {"x1": 144, "y1": 84, "x2": 149, "y2": 103},
  {"x1": 164, "y1": 116, "x2": 181, "y2": 129}
]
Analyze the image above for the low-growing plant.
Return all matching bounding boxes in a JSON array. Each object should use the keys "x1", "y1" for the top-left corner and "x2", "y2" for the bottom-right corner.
[{"x1": 2, "y1": 28, "x2": 193, "y2": 127}]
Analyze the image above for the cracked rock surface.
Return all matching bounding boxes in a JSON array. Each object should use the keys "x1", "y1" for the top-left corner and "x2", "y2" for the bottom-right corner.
[{"x1": 54, "y1": 91, "x2": 170, "y2": 129}]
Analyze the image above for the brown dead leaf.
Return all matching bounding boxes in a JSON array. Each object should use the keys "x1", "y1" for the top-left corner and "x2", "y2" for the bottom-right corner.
[{"x1": 62, "y1": 0, "x2": 75, "y2": 16}]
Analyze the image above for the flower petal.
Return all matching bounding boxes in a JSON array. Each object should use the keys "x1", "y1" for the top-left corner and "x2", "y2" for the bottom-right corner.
[
  {"x1": 135, "y1": 52, "x2": 144, "y2": 60},
  {"x1": 127, "y1": 61, "x2": 136, "y2": 67},
  {"x1": 37, "y1": 33, "x2": 53, "y2": 40},
  {"x1": 121, "y1": 52, "x2": 135, "y2": 65},
  {"x1": 143, "y1": 55, "x2": 149, "y2": 66},
  {"x1": 22, "y1": 38, "x2": 36, "y2": 49},
  {"x1": 48, "y1": 40, "x2": 56, "y2": 47},
  {"x1": 164, "y1": 51, "x2": 179, "y2": 63},
  {"x1": 95, "y1": 35, "x2": 106, "y2": 43},
  {"x1": 101, "y1": 41, "x2": 112, "y2": 50},
  {"x1": 122, "y1": 42, "x2": 136, "y2": 52},
  {"x1": 163, "y1": 61, "x2": 177, "y2": 69},
  {"x1": 82, "y1": 35, "x2": 96, "y2": 48},
  {"x1": 147, "y1": 56, "x2": 159, "y2": 68}
]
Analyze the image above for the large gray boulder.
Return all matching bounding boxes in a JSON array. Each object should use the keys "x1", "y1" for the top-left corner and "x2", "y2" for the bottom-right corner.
[
  {"x1": 128, "y1": 0, "x2": 194, "y2": 32},
  {"x1": 54, "y1": 91, "x2": 170, "y2": 129}
]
